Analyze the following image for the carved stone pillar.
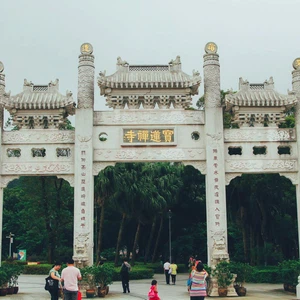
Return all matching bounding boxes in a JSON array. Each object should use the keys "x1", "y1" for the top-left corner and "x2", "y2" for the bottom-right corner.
[
  {"x1": 203, "y1": 43, "x2": 235, "y2": 296},
  {"x1": 0, "y1": 62, "x2": 5, "y2": 266},
  {"x1": 73, "y1": 44, "x2": 95, "y2": 266},
  {"x1": 292, "y1": 58, "x2": 300, "y2": 258},
  {"x1": 77, "y1": 43, "x2": 95, "y2": 109},
  {"x1": 0, "y1": 61, "x2": 5, "y2": 266}
]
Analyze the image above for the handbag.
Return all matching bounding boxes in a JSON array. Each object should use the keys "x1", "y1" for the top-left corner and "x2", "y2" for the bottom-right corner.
[
  {"x1": 77, "y1": 290, "x2": 82, "y2": 300},
  {"x1": 44, "y1": 276, "x2": 54, "y2": 290}
]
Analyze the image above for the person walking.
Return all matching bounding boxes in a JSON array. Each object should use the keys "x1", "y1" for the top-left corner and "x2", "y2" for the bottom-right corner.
[
  {"x1": 189, "y1": 262, "x2": 207, "y2": 300},
  {"x1": 170, "y1": 261, "x2": 178, "y2": 285},
  {"x1": 120, "y1": 258, "x2": 131, "y2": 293},
  {"x1": 48, "y1": 262, "x2": 62, "y2": 300},
  {"x1": 148, "y1": 279, "x2": 160, "y2": 300},
  {"x1": 163, "y1": 260, "x2": 171, "y2": 284},
  {"x1": 61, "y1": 258, "x2": 82, "y2": 300}
]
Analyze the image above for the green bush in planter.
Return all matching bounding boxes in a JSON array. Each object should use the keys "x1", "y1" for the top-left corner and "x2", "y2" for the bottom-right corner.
[
  {"x1": 229, "y1": 262, "x2": 253, "y2": 287},
  {"x1": 279, "y1": 260, "x2": 300, "y2": 286},
  {"x1": 0, "y1": 268, "x2": 9, "y2": 288},
  {"x1": 81, "y1": 264, "x2": 114, "y2": 288},
  {"x1": 213, "y1": 261, "x2": 233, "y2": 288}
]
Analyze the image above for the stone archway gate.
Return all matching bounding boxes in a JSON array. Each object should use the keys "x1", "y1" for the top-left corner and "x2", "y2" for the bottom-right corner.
[{"x1": 1, "y1": 43, "x2": 300, "y2": 295}]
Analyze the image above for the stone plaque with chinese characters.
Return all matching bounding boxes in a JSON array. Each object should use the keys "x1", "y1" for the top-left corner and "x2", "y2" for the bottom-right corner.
[{"x1": 122, "y1": 128, "x2": 176, "y2": 146}]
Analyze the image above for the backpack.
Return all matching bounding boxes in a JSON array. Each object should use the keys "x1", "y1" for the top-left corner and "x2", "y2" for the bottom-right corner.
[{"x1": 120, "y1": 263, "x2": 129, "y2": 274}]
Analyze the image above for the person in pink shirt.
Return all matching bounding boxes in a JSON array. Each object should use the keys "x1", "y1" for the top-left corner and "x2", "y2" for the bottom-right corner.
[{"x1": 61, "y1": 258, "x2": 82, "y2": 300}]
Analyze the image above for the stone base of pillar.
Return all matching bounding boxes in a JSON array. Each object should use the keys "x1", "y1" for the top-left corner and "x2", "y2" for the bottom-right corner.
[
  {"x1": 296, "y1": 277, "x2": 300, "y2": 299},
  {"x1": 207, "y1": 277, "x2": 219, "y2": 296}
]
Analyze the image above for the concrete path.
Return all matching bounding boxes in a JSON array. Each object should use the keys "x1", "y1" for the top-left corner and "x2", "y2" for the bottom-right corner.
[{"x1": 2, "y1": 273, "x2": 297, "y2": 299}]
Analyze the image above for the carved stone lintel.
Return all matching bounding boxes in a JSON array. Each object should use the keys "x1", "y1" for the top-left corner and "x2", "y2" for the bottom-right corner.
[
  {"x1": 2, "y1": 163, "x2": 73, "y2": 174},
  {"x1": 94, "y1": 110, "x2": 205, "y2": 125}
]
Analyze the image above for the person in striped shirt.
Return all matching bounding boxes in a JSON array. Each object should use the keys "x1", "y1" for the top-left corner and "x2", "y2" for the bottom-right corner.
[{"x1": 189, "y1": 262, "x2": 207, "y2": 300}]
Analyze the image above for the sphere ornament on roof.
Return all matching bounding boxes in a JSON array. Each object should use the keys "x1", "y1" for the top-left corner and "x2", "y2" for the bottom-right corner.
[
  {"x1": 293, "y1": 58, "x2": 300, "y2": 70},
  {"x1": 205, "y1": 42, "x2": 218, "y2": 54},
  {"x1": 80, "y1": 43, "x2": 93, "y2": 55},
  {"x1": 0, "y1": 61, "x2": 4, "y2": 73}
]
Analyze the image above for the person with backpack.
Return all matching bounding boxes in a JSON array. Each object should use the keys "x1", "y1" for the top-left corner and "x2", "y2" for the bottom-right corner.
[
  {"x1": 47, "y1": 262, "x2": 62, "y2": 300},
  {"x1": 120, "y1": 258, "x2": 131, "y2": 293},
  {"x1": 148, "y1": 280, "x2": 160, "y2": 300}
]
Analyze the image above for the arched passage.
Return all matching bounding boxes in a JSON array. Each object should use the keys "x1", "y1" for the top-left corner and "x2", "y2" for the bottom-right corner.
[
  {"x1": 226, "y1": 173, "x2": 297, "y2": 265},
  {"x1": 93, "y1": 162, "x2": 206, "y2": 266},
  {"x1": 2, "y1": 176, "x2": 74, "y2": 263}
]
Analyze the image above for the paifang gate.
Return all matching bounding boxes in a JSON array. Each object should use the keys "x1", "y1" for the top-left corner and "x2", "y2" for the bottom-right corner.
[{"x1": 1, "y1": 43, "x2": 300, "y2": 296}]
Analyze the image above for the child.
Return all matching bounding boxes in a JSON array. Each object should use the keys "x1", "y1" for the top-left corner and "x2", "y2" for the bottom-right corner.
[{"x1": 148, "y1": 280, "x2": 160, "y2": 300}]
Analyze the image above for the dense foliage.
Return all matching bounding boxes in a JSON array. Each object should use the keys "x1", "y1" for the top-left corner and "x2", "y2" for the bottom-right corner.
[{"x1": 1, "y1": 163, "x2": 298, "y2": 267}]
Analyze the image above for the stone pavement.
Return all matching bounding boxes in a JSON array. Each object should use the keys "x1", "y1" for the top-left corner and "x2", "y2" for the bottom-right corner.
[{"x1": 2, "y1": 273, "x2": 297, "y2": 299}]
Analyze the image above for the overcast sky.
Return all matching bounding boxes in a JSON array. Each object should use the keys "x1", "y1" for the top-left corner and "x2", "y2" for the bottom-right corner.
[{"x1": 1, "y1": 0, "x2": 300, "y2": 115}]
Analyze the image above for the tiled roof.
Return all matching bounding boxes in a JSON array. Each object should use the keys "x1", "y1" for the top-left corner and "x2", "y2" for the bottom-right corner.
[
  {"x1": 225, "y1": 77, "x2": 297, "y2": 109},
  {"x1": 3, "y1": 79, "x2": 75, "y2": 113},
  {"x1": 98, "y1": 56, "x2": 201, "y2": 94}
]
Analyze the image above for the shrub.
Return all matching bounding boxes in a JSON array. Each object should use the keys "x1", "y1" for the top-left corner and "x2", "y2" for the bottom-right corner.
[{"x1": 279, "y1": 260, "x2": 300, "y2": 286}]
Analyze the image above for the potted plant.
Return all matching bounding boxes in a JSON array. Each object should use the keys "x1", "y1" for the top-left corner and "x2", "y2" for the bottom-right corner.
[
  {"x1": 279, "y1": 260, "x2": 300, "y2": 293},
  {"x1": 0, "y1": 267, "x2": 9, "y2": 296},
  {"x1": 80, "y1": 266, "x2": 96, "y2": 298},
  {"x1": 93, "y1": 264, "x2": 114, "y2": 297},
  {"x1": 229, "y1": 262, "x2": 253, "y2": 296},
  {"x1": 213, "y1": 260, "x2": 233, "y2": 297}
]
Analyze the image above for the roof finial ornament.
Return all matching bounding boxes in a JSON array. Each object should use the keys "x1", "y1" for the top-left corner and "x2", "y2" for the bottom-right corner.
[
  {"x1": 293, "y1": 58, "x2": 300, "y2": 70},
  {"x1": 0, "y1": 61, "x2": 4, "y2": 73},
  {"x1": 80, "y1": 43, "x2": 93, "y2": 55},
  {"x1": 49, "y1": 79, "x2": 59, "y2": 86},
  {"x1": 99, "y1": 70, "x2": 106, "y2": 77},
  {"x1": 193, "y1": 69, "x2": 200, "y2": 77},
  {"x1": 169, "y1": 55, "x2": 181, "y2": 65},
  {"x1": 205, "y1": 42, "x2": 218, "y2": 54},
  {"x1": 24, "y1": 79, "x2": 33, "y2": 87},
  {"x1": 117, "y1": 57, "x2": 129, "y2": 66}
]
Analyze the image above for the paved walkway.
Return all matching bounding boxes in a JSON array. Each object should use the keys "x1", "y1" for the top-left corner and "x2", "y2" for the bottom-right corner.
[{"x1": 2, "y1": 274, "x2": 297, "y2": 299}]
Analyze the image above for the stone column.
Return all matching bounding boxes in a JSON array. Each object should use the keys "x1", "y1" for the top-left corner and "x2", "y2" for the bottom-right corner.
[
  {"x1": 0, "y1": 62, "x2": 4, "y2": 266},
  {"x1": 292, "y1": 58, "x2": 300, "y2": 259},
  {"x1": 73, "y1": 44, "x2": 95, "y2": 267},
  {"x1": 203, "y1": 43, "x2": 235, "y2": 296}
]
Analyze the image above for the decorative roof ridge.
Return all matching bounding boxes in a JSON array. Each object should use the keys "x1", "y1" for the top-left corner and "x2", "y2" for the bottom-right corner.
[
  {"x1": 4, "y1": 79, "x2": 75, "y2": 112},
  {"x1": 225, "y1": 77, "x2": 297, "y2": 110}
]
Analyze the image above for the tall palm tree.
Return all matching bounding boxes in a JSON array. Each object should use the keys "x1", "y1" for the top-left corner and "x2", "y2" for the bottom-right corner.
[{"x1": 94, "y1": 166, "x2": 117, "y2": 264}]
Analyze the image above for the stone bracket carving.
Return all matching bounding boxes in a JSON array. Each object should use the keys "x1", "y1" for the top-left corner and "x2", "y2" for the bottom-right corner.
[
  {"x1": 0, "y1": 175, "x2": 20, "y2": 188},
  {"x1": 279, "y1": 172, "x2": 298, "y2": 185},
  {"x1": 225, "y1": 173, "x2": 242, "y2": 185},
  {"x1": 57, "y1": 174, "x2": 75, "y2": 187},
  {"x1": 93, "y1": 162, "x2": 116, "y2": 176},
  {"x1": 182, "y1": 161, "x2": 206, "y2": 175}
]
